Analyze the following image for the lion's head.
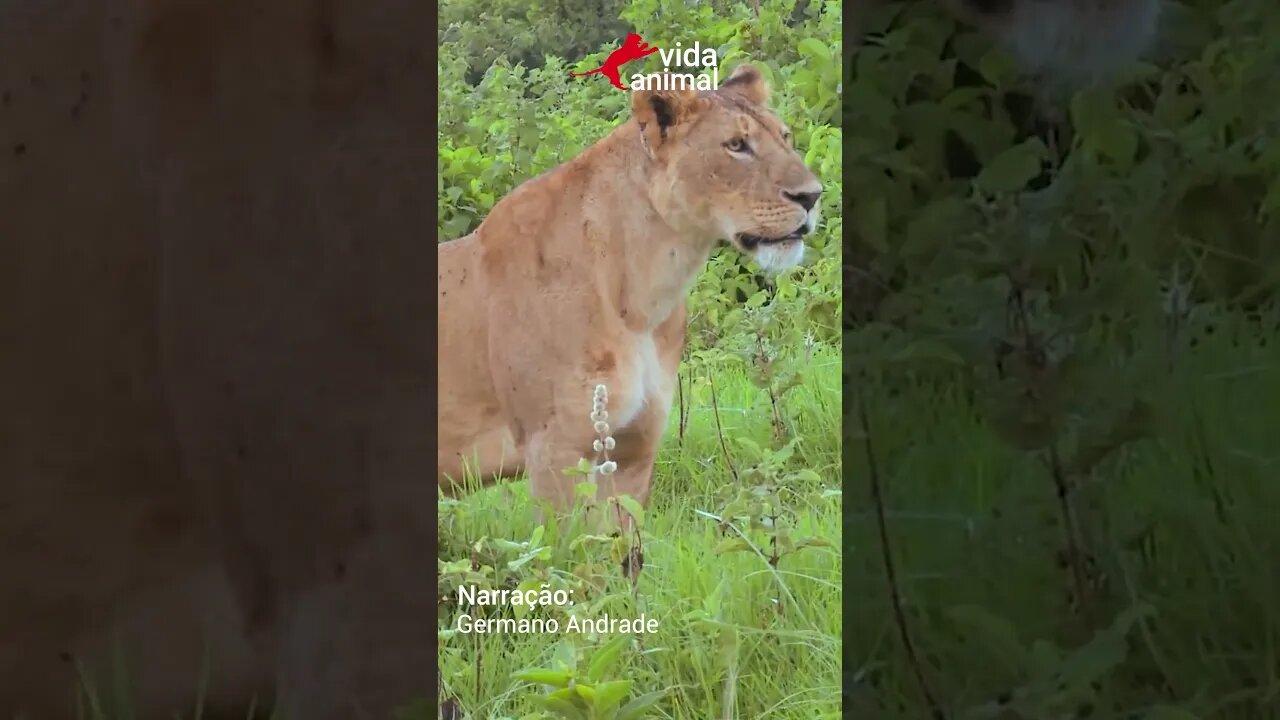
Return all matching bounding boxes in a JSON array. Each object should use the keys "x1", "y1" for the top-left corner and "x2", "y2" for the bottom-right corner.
[{"x1": 629, "y1": 64, "x2": 822, "y2": 273}]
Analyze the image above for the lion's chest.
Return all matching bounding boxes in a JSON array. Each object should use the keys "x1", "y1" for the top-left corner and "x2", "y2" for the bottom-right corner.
[{"x1": 607, "y1": 333, "x2": 673, "y2": 431}]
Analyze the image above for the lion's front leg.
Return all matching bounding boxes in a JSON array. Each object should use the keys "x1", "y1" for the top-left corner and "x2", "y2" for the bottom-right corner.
[
  {"x1": 596, "y1": 392, "x2": 668, "y2": 513},
  {"x1": 523, "y1": 375, "x2": 674, "y2": 533},
  {"x1": 594, "y1": 310, "x2": 686, "y2": 518},
  {"x1": 524, "y1": 418, "x2": 661, "y2": 535},
  {"x1": 524, "y1": 421, "x2": 597, "y2": 510}
]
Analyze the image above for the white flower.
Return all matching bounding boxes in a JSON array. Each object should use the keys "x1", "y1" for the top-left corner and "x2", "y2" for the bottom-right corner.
[
  {"x1": 593, "y1": 439, "x2": 604, "y2": 452},
  {"x1": 590, "y1": 410, "x2": 608, "y2": 423},
  {"x1": 593, "y1": 421, "x2": 609, "y2": 434},
  {"x1": 598, "y1": 460, "x2": 618, "y2": 475},
  {"x1": 594, "y1": 384, "x2": 608, "y2": 398},
  {"x1": 604, "y1": 437, "x2": 615, "y2": 450}
]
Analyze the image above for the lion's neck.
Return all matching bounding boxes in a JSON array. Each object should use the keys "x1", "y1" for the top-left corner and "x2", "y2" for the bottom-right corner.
[{"x1": 573, "y1": 123, "x2": 717, "y2": 333}]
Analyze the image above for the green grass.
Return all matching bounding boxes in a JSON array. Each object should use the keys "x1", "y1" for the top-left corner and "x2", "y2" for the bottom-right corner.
[
  {"x1": 847, "y1": 312, "x2": 1280, "y2": 718},
  {"x1": 437, "y1": 348, "x2": 842, "y2": 719}
]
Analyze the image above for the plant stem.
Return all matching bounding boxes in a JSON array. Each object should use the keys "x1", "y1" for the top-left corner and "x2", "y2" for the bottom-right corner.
[
  {"x1": 709, "y1": 371, "x2": 740, "y2": 484},
  {"x1": 858, "y1": 389, "x2": 945, "y2": 719},
  {"x1": 1010, "y1": 284, "x2": 1092, "y2": 616},
  {"x1": 677, "y1": 371, "x2": 688, "y2": 443},
  {"x1": 1048, "y1": 442, "x2": 1090, "y2": 616}
]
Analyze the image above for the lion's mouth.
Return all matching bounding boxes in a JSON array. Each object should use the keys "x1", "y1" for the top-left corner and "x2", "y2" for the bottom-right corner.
[{"x1": 735, "y1": 225, "x2": 809, "y2": 251}]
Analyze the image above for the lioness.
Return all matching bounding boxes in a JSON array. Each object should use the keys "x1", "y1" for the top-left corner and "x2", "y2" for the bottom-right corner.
[{"x1": 437, "y1": 64, "x2": 822, "y2": 509}]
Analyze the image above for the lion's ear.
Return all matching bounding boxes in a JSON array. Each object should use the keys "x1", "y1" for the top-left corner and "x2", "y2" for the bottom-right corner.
[
  {"x1": 631, "y1": 81, "x2": 703, "y2": 151},
  {"x1": 720, "y1": 63, "x2": 769, "y2": 105}
]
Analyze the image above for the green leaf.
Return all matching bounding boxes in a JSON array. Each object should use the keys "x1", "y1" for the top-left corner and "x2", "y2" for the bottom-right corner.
[
  {"x1": 535, "y1": 695, "x2": 589, "y2": 720},
  {"x1": 586, "y1": 635, "x2": 631, "y2": 684},
  {"x1": 903, "y1": 196, "x2": 971, "y2": 260},
  {"x1": 615, "y1": 690, "x2": 666, "y2": 720},
  {"x1": 976, "y1": 46, "x2": 1018, "y2": 87},
  {"x1": 590, "y1": 679, "x2": 633, "y2": 713},
  {"x1": 735, "y1": 436, "x2": 763, "y2": 458},
  {"x1": 797, "y1": 38, "x2": 834, "y2": 76},
  {"x1": 1093, "y1": 118, "x2": 1138, "y2": 167},
  {"x1": 975, "y1": 139, "x2": 1047, "y2": 195},
  {"x1": 564, "y1": 459, "x2": 593, "y2": 477},
  {"x1": 945, "y1": 605, "x2": 1027, "y2": 672},
  {"x1": 789, "y1": 468, "x2": 823, "y2": 484},
  {"x1": 703, "y1": 578, "x2": 727, "y2": 617},
  {"x1": 855, "y1": 195, "x2": 888, "y2": 253},
  {"x1": 552, "y1": 639, "x2": 578, "y2": 673},
  {"x1": 771, "y1": 438, "x2": 799, "y2": 465},
  {"x1": 546, "y1": 686, "x2": 586, "y2": 704},
  {"x1": 615, "y1": 496, "x2": 645, "y2": 529},
  {"x1": 1054, "y1": 603, "x2": 1155, "y2": 690},
  {"x1": 506, "y1": 551, "x2": 538, "y2": 571},
  {"x1": 514, "y1": 668, "x2": 574, "y2": 688}
]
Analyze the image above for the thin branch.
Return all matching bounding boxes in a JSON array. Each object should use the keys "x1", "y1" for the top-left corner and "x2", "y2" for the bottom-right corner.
[
  {"x1": 1010, "y1": 285, "x2": 1091, "y2": 615},
  {"x1": 677, "y1": 371, "x2": 688, "y2": 443},
  {"x1": 859, "y1": 389, "x2": 945, "y2": 719},
  {"x1": 708, "y1": 371, "x2": 740, "y2": 484}
]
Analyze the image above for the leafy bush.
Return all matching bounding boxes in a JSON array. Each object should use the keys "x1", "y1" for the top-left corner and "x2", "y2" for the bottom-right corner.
[
  {"x1": 439, "y1": 0, "x2": 631, "y2": 83},
  {"x1": 846, "y1": 1, "x2": 1280, "y2": 717}
]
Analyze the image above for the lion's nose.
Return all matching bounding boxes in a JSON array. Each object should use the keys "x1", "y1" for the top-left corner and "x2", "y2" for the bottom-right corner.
[{"x1": 783, "y1": 189, "x2": 821, "y2": 212}]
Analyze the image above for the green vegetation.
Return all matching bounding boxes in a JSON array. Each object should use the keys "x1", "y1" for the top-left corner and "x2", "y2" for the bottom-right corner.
[
  {"x1": 846, "y1": 1, "x2": 1280, "y2": 718},
  {"x1": 437, "y1": 0, "x2": 842, "y2": 718}
]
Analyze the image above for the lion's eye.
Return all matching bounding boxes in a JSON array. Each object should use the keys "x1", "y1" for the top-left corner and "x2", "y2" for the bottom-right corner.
[
  {"x1": 782, "y1": 131, "x2": 793, "y2": 145},
  {"x1": 725, "y1": 137, "x2": 751, "y2": 154}
]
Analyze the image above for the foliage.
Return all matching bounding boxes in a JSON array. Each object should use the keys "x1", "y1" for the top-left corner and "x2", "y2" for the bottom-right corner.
[
  {"x1": 510, "y1": 635, "x2": 666, "y2": 720},
  {"x1": 846, "y1": 1, "x2": 1280, "y2": 717},
  {"x1": 439, "y1": 0, "x2": 631, "y2": 84}
]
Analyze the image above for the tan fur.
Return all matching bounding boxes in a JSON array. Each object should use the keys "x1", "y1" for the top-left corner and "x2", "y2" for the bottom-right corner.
[
  {"x1": 3, "y1": 1, "x2": 431, "y2": 718},
  {"x1": 437, "y1": 65, "x2": 823, "y2": 510}
]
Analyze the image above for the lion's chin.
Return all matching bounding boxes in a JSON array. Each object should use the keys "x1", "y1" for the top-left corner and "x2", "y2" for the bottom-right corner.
[
  {"x1": 748, "y1": 237, "x2": 805, "y2": 273},
  {"x1": 730, "y1": 229, "x2": 807, "y2": 273}
]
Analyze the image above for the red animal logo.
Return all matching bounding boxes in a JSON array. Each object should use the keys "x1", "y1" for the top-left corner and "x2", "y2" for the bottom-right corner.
[{"x1": 569, "y1": 33, "x2": 660, "y2": 91}]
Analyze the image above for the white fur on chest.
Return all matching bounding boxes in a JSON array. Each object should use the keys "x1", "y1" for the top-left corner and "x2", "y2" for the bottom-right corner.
[{"x1": 609, "y1": 333, "x2": 674, "y2": 431}]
